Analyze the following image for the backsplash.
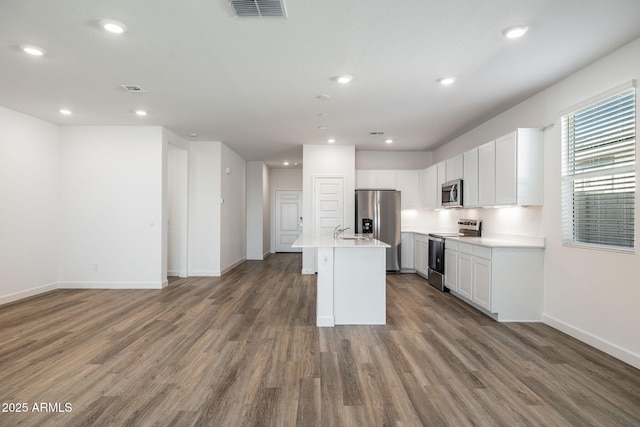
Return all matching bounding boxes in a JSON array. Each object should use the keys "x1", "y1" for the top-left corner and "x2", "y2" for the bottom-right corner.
[{"x1": 402, "y1": 206, "x2": 543, "y2": 238}]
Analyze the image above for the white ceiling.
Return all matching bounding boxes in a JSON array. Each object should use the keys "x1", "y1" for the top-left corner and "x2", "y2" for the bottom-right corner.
[{"x1": 2, "y1": 0, "x2": 640, "y2": 168}]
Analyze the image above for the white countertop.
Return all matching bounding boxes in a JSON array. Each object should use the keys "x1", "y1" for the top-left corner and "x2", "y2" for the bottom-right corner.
[
  {"x1": 444, "y1": 235, "x2": 545, "y2": 248},
  {"x1": 292, "y1": 234, "x2": 391, "y2": 248},
  {"x1": 402, "y1": 228, "x2": 545, "y2": 248}
]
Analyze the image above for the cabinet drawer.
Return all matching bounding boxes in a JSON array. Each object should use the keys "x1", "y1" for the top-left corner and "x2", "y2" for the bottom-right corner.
[
  {"x1": 445, "y1": 239, "x2": 458, "y2": 250},
  {"x1": 474, "y1": 245, "x2": 492, "y2": 260},
  {"x1": 414, "y1": 234, "x2": 428, "y2": 244},
  {"x1": 459, "y1": 242, "x2": 473, "y2": 255}
]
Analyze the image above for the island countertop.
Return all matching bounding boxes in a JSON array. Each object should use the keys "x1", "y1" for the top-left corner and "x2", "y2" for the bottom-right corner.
[{"x1": 292, "y1": 234, "x2": 391, "y2": 248}]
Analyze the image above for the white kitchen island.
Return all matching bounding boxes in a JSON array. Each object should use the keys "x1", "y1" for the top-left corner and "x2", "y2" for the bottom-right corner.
[{"x1": 292, "y1": 234, "x2": 390, "y2": 327}]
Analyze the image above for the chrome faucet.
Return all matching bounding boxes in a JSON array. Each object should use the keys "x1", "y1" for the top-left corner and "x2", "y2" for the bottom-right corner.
[{"x1": 333, "y1": 225, "x2": 351, "y2": 239}]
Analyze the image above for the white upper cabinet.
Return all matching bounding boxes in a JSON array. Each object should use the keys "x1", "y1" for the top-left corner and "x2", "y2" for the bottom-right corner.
[
  {"x1": 445, "y1": 155, "x2": 463, "y2": 182},
  {"x1": 436, "y1": 162, "x2": 446, "y2": 206},
  {"x1": 462, "y1": 148, "x2": 478, "y2": 208},
  {"x1": 396, "y1": 170, "x2": 419, "y2": 209},
  {"x1": 495, "y1": 128, "x2": 543, "y2": 206},
  {"x1": 478, "y1": 140, "x2": 496, "y2": 206},
  {"x1": 419, "y1": 165, "x2": 438, "y2": 209},
  {"x1": 356, "y1": 170, "x2": 396, "y2": 189}
]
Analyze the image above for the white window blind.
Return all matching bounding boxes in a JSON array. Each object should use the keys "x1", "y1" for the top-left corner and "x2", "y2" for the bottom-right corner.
[{"x1": 561, "y1": 86, "x2": 636, "y2": 251}]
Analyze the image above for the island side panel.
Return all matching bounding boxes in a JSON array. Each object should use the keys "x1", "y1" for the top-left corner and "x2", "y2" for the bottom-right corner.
[
  {"x1": 334, "y1": 247, "x2": 386, "y2": 325},
  {"x1": 316, "y1": 247, "x2": 335, "y2": 326}
]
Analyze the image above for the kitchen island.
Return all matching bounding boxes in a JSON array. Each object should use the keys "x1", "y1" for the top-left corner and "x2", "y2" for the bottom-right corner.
[{"x1": 292, "y1": 234, "x2": 390, "y2": 327}]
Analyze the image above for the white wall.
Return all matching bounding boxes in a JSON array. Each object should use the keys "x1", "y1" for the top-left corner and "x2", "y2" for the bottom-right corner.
[
  {"x1": 430, "y1": 37, "x2": 640, "y2": 368},
  {"x1": 220, "y1": 143, "x2": 246, "y2": 272},
  {"x1": 246, "y1": 161, "x2": 269, "y2": 260},
  {"x1": 302, "y1": 145, "x2": 355, "y2": 273},
  {"x1": 356, "y1": 150, "x2": 433, "y2": 169},
  {"x1": 0, "y1": 107, "x2": 60, "y2": 304},
  {"x1": 188, "y1": 141, "x2": 222, "y2": 276},
  {"x1": 57, "y1": 126, "x2": 166, "y2": 289}
]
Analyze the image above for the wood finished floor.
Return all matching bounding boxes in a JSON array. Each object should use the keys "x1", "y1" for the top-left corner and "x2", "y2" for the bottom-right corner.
[{"x1": 1, "y1": 253, "x2": 639, "y2": 426}]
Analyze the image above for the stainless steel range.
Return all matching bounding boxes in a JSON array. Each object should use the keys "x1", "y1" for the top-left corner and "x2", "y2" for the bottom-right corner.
[{"x1": 427, "y1": 219, "x2": 482, "y2": 291}]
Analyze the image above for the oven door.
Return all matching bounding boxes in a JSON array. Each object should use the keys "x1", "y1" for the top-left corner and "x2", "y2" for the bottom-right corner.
[{"x1": 428, "y1": 235, "x2": 444, "y2": 273}]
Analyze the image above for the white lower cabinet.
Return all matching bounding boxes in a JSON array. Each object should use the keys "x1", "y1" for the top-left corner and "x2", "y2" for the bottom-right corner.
[
  {"x1": 414, "y1": 234, "x2": 429, "y2": 279},
  {"x1": 444, "y1": 244, "x2": 458, "y2": 292},
  {"x1": 457, "y1": 244, "x2": 473, "y2": 300},
  {"x1": 472, "y1": 256, "x2": 492, "y2": 310},
  {"x1": 401, "y1": 232, "x2": 415, "y2": 272},
  {"x1": 445, "y1": 238, "x2": 544, "y2": 321}
]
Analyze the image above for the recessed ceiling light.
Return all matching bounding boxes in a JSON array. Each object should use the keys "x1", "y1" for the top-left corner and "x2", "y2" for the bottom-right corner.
[
  {"x1": 316, "y1": 94, "x2": 331, "y2": 100},
  {"x1": 318, "y1": 113, "x2": 329, "y2": 117},
  {"x1": 328, "y1": 139, "x2": 336, "y2": 144},
  {"x1": 59, "y1": 109, "x2": 72, "y2": 115},
  {"x1": 100, "y1": 19, "x2": 127, "y2": 34},
  {"x1": 438, "y1": 77, "x2": 456, "y2": 86},
  {"x1": 503, "y1": 25, "x2": 528, "y2": 39},
  {"x1": 283, "y1": 161, "x2": 290, "y2": 166},
  {"x1": 135, "y1": 110, "x2": 147, "y2": 116},
  {"x1": 385, "y1": 139, "x2": 394, "y2": 144},
  {"x1": 318, "y1": 126, "x2": 328, "y2": 130},
  {"x1": 334, "y1": 75, "x2": 353, "y2": 84},
  {"x1": 21, "y1": 45, "x2": 45, "y2": 56},
  {"x1": 189, "y1": 133, "x2": 198, "y2": 138}
]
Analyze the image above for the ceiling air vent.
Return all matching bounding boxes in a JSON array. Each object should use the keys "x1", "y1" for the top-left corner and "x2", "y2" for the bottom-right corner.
[
  {"x1": 228, "y1": 0, "x2": 287, "y2": 17},
  {"x1": 369, "y1": 131, "x2": 385, "y2": 135},
  {"x1": 120, "y1": 84, "x2": 145, "y2": 93}
]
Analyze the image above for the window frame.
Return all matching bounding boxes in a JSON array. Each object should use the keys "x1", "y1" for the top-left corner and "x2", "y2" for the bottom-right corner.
[{"x1": 560, "y1": 82, "x2": 637, "y2": 253}]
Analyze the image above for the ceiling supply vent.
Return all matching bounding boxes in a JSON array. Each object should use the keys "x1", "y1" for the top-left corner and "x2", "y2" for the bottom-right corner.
[
  {"x1": 369, "y1": 131, "x2": 385, "y2": 135},
  {"x1": 120, "y1": 85, "x2": 145, "y2": 93},
  {"x1": 228, "y1": 0, "x2": 287, "y2": 17}
]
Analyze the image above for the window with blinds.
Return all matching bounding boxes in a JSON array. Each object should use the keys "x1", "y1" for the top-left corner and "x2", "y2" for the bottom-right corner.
[{"x1": 561, "y1": 86, "x2": 636, "y2": 251}]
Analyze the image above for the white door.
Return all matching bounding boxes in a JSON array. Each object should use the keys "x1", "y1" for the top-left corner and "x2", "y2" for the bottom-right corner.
[
  {"x1": 313, "y1": 177, "x2": 345, "y2": 237},
  {"x1": 275, "y1": 190, "x2": 303, "y2": 252}
]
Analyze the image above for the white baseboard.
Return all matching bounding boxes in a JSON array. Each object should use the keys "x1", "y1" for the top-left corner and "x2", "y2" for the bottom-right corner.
[
  {"x1": 188, "y1": 271, "x2": 221, "y2": 277},
  {"x1": 301, "y1": 268, "x2": 315, "y2": 275},
  {"x1": 168, "y1": 270, "x2": 188, "y2": 278},
  {"x1": 0, "y1": 282, "x2": 58, "y2": 306},
  {"x1": 58, "y1": 281, "x2": 166, "y2": 289},
  {"x1": 316, "y1": 316, "x2": 335, "y2": 327},
  {"x1": 543, "y1": 313, "x2": 640, "y2": 369}
]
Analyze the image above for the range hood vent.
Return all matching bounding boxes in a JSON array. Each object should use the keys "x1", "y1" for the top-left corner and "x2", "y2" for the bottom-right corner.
[{"x1": 228, "y1": 0, "x2": 287, "y2": 17}]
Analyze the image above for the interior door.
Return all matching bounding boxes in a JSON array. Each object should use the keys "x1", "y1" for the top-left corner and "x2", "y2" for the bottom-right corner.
[
  {"x1": 275, "y1": 190, "x2": 302, "y2": 252},
  {"x1": 314, "y1": 177, "x2": 345, "y2": 237}
]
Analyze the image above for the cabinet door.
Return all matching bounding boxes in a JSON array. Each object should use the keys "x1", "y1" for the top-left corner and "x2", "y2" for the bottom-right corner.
[
  {"x1": 444, "y1": 249, "x2": 458, "y2": 292},
  {"x1": 396, "y1": 170, "x2": 419, "y2": 210},
  {"x1": 356, "y1": 170, "x2": 377, "y2": 189},
  {"x1": 420, "y1": 165, "x2": 438, "y2": 209},
  {"x1": 495, "y1": 132, "x2": 517, "y2": 205},
  {"x1": 473, "y1": 257, "x2": 492, "y2": 311},
  {"x1": 445, "y1": 155, "x2": 463, "y2": 181},
  {"x1": 401, "y1": 233, "x2": 414, "y2": 270},
  {"x1": 463, "y1": 148, "x2": 478, "y2": 207},
  {"x1": 376, "y1": 171, "x2": 397, "y2": 190},
  {"x1": 478, "y1": 140, "x2": 496, "y2": 206},
  {"x1": 436, "y1": 162, "x2": 446, "y2": 207},
  {"x1": 458, "y1": 252, "x2": 473, "y2": 299},
  {"x1": 414, "y1": 237, "x2": 428, "y2": 276}
]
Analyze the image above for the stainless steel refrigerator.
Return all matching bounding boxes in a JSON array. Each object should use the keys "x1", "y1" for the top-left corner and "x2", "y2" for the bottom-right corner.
[{"x1": 355, "y1": 189, "x2": 401, "y2": 272}]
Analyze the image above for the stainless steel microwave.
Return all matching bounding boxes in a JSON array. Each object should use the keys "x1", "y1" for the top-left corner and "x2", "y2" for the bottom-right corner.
[{"x1": 442, "y1": 179, "x2": 463, "y2": 207}]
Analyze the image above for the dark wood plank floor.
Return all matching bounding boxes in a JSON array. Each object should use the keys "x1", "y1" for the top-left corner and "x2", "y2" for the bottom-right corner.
[{"x1": 1, "y1": 253, "x2": 639, "y2": 426}]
